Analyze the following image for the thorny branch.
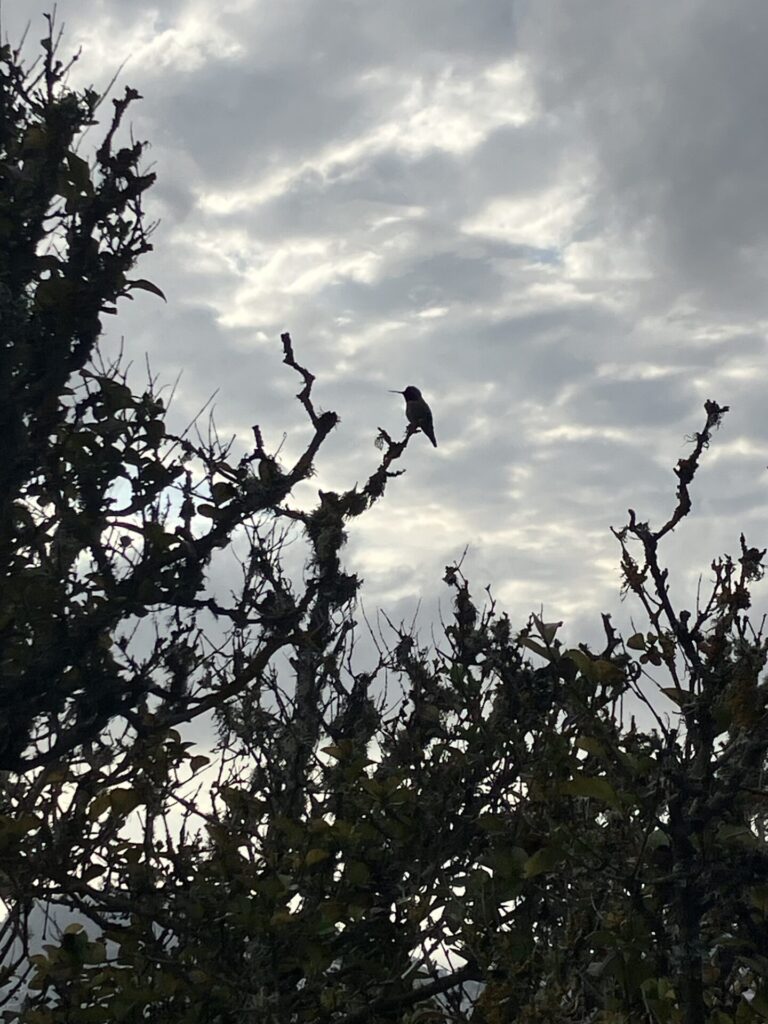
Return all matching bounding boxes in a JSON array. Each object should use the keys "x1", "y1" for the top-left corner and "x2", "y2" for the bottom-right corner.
[{"x1": 612, "y1": 401, "x2": 732, "y2": 685}]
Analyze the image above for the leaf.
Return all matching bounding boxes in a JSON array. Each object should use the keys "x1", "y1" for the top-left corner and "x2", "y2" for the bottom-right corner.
[
  {"x1": 565, "y1": 650, "x2": 623, "y2": 683},
  {"x1": 561, "y1": 774, "x2": 621, "y2": 808},
  {"x1": 640, "y1": 648, "x2": 663, "y2": 666},
  {"x1": 717, "y1": 823, "x2": 758, "y2": 848},
  {"x1": 593, "y1": 659, "x2": 625, "y2": 683},
  {"x1": 65, "y1": 151, "x2": 93, "y2": 193},
  {"x1": 21, "y1": 125, "x2": 47, "y2": 152},
  {"x1": 211, "y1": 481, "x2": 236, "y2": 504},
  {"x1": 305, "y1": 848, "x2": 330, "y2": 867},
  {"x1": 270, "y1": 910, "x2": 295, "y2": 927},
  {"x1": 99, "y1": 379, "x2": 134, "y2": 411},
  {"x1": 144, "y1": 419, "x2": 164, "y2": 446},
  {"x1": 484, "y1": 846, "x2": 528, "y2": 879},
  {"x1": 477, "y1": 813, "x2": 508, "y2": 833},
  {"x1": 321, "y1": 743, "x2": 348, "y2": 761},
  {"x1": 55, "y1": 168, "x2": 79, "y2": 201},
  {"x1": 126, "y1": 278, "x2": 167, "y2": 301},
  {"x1": 524, "y1": 845, "x2": 563, "y2": 878},
  {"x1": 659, "y1": 687, "x2": 692, "y2": 707},
  {"x1": 88, "y1": 792, "x2": 112, "y2": 821},
  {"x1": 519, "y1": 638, "x2": 551, "y2": 659},
  {"x1": 84, "y1": 941, "x2": 107, "y2": 966},
  {"x1": 190, "y1": 755, "x2": 210, "y2": 772},
  {"x1": 627, "y1": 632, "x2": 646, "y2": 651},
  {"x1": 646, "y1": 829, "x2": 670, "y2": 850},
  {"x1": 750, "y1": 886, "x2": 768, "y2": 913},
  {"x1": 109, "y1": 788, "x2": 143, "y2": 815},
  {"x1": 565, "y1": 648, "x2": 593, "y2": 676},
  {"x1": 496, "y1": 930, "x2": 534, "y2": 963},
  {"x1": 344, "y1": 860, "x2": 370, "y2": 885},
  {"x1": 576, "y1": 736, "x2": 607, "y2": 759},
  {"x1": 144, "y1": 523, "x2": 174, "y2": 549},
  {"x1": 36, "y1": 254, "x2": 62, "y2": 274},
  {"x1": 535, "y1": 618, "x2": 562, "y2": 644},
  {"x1": 34, "y1": 276, "x2": 74, "y2": 310}
]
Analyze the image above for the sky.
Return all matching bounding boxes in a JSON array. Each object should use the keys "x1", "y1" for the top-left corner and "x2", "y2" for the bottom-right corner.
[{"x1": 5, "y1": 0, "x2": 768, "y2": 647}]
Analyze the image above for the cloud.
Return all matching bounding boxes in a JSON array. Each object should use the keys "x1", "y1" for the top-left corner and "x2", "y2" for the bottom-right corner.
[
  {"x1": 5, "y1": 0, "x2": 767, "y2": 645},
  {"x1": 520, "y1": 0, "x2": 768, "y2": 316}
]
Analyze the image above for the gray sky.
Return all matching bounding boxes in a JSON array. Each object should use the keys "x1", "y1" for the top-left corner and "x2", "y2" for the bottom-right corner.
[{"x1": 7, "y1": 0, "x2": 768, "y2": 644}]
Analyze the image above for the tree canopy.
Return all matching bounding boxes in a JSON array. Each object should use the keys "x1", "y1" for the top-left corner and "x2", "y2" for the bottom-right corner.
[{"x1": 2, "y1": 26, "x2": 768, "y2": 1024}]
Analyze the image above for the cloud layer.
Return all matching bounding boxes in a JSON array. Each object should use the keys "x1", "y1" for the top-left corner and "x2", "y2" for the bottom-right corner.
[{"x1": 6, "y1": 0, "x2": 768, "y2": 644}]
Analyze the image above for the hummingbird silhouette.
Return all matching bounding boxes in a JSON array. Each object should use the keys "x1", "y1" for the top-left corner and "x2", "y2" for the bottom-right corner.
[{"x1": 390, "y1": 386, "x2": 437, "y2": 447}]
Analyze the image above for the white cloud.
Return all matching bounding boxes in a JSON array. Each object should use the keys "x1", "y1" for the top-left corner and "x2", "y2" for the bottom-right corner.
[{"x1": 463, "y1": 181, "x2": 587, "y2": 249}]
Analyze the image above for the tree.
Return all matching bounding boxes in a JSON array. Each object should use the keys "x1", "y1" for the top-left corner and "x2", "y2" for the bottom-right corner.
[
  {"x1": 4, "y1": 26, "x2": 768, "y2": 1024},
  {"x1": 0, "y1": 22, "x2": 431, "y2": 1011}
]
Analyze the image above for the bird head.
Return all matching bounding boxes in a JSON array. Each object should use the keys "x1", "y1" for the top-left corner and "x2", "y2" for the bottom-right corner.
[{"x1": 389, "y1": 386, "x2": 422, "y2": 401}]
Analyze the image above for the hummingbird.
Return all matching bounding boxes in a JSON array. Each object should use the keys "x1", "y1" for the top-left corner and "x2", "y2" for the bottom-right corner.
[{"x1": 390, "y1": 386, "x2": 437, "y2": 447}]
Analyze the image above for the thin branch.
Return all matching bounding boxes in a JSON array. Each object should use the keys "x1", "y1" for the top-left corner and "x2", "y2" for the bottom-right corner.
[{"x1": 323, "y1": 964, "x2": 481, "y2": 1024}]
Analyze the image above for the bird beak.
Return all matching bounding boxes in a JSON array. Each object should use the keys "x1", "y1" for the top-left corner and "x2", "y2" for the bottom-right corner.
[{"x1": 389, "y1": 389, "x2": 405, "y2": 394}]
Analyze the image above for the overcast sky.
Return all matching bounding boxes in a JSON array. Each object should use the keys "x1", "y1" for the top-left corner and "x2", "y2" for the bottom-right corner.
[{"x1": 6, "y1": 0, "x2": 768, "y2": 645}]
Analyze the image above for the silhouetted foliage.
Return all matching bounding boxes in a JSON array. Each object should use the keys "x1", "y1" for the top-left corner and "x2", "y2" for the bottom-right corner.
[{"x1": 3, "y1": 27, "x2": 768, "y2": 1024}]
